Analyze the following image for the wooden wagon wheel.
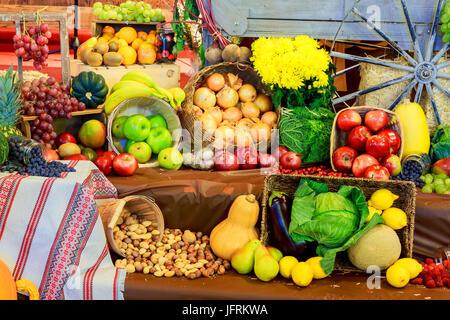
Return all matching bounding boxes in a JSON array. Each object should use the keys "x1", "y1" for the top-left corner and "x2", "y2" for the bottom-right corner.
[{"x1": 330, "y1": 0, "x2": 449, "y2": 125}]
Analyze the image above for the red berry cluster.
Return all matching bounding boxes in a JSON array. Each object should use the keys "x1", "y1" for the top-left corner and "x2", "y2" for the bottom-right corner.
[
  {"x1": 20, "y1": 77, "x2": 86, "y2": 149},
  {"x1": 278, "y1": 165, "x2": 350, "y2": 177},
  {"x1": 13, "y1": 23, "x2": 52, "y2": 70},
  {"x1": 410, "y1": 258, "x2": 450, "y2": 288}
]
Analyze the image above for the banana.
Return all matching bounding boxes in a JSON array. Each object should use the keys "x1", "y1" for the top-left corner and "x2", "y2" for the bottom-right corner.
[
  {"x1": 157, "y1": 87, "x2": 177, "y2": 109},
  {"x1": 120, "y1": 71, "x2": 158, "y2": 89},
  {"x1": 104, "y1": 86, "x2": 153, "y2": 114},
  {"x1": 110, "y1": 80, "x2": 149, "y2": 94}
]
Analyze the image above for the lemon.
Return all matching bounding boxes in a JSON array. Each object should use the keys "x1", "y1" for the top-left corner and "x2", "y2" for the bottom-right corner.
[
  {"x1": 305, "y1": 256, "x2": 329, "y2": 279},
  {"x1": 365, "y1": 206, "x2": 382, "y2": 223},
  {"x1": 291, "y1": 262, "x2": 313, "y2": 287},
  {"x1": 382, "y1": 207, "x2": 407, "y2": 230},
  {"x1": 394, "y1": 258, "x2": 422, "y2": 278},
  {"x1": 386, "y1": 264, "x2": 410, "y2": 288},
  {"x1": 369, "y1": 189, "x2": 399, "y2": 210},
  {"x1": 279, "y1": 256, "x2": 299, "y2": 279}
]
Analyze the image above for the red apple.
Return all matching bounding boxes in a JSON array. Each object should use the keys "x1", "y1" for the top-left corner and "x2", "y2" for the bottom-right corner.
[
  {"x1": 95, "y1": 149, "x2": 105, "y2": 157},
  {"x1": 432, "y1": 158, "x2": 450, "y2": 176},
  {"x1": 280, "y1": 152, "x2": 302, "y2": 170},
  {"x1": 332, "y1": 146, "x2": 359, "y2": 172},
  {"x1": 337, "y1": 109, "x2": 362, "y2": 131},
  {"x1": 364, "y1": 110, "x2": 389, "y2": 132},
  {"x1": 113, "y1": 153, "x2": 139, "y2": 176},
  {"x1": 259, "y1": 153, "x2": 277, "y2": 168},
  {"x1": 56, "y1": 132, "x2": 77, "y2": 147},
  {"x1": 273, "y1": 146, "x2": 289, "y2": 162},
  {"x1": 103, "y1": 151, "x2": 118, "y2": 164},
  {"x1": 352, "y1": 154, "x2": 379, "y2": 177},
  {"x1": 347, "y1": 126, "x2": 373, "y2": 152},
  {"x1": 214, "y1": 150, "x2": 239, "y2": 171},
  {"x1": 363, "y1": 165, "x2": 390, "y2": 180},
  {"x1": 378, "y1": 129, "x2": 401, "y2": 154},
  {"x1": 235, "y1": 146, "x2": 258, "y2": 170},
  {"x1": 94, "y1": 156, "x2": 112, "y2": 175},
  {"x1": 63, "y1": 154, "x2": 89, "y2": 161},
  {"x1": 365, "y1": 135, "x2": 391, "y2": 158},
  {"x1": 381, "y1": 154, "x2": 402, "y2": 176}
]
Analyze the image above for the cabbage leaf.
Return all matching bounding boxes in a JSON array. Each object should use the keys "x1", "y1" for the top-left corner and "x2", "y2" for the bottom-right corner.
[{"x1": 288, "y1": 179, "x2": 384, "y2": 274}]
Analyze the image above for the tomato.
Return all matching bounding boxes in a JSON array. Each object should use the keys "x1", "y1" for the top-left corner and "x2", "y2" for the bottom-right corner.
[
  {"x1": 332, "y1": 146, "x2": 359, "y2": 172},
  {"x1": 94, "y1": 156, "x2": 112, "y2": 175},
  {"x1": 364, "y1": 110, "x2": 389, "y2": 133},
  {"x1": 347, "y1": 126, "x2": 372, "y2": 152},
  {"x1": 377, "y1": 129, "x2": 401, "y2": 154},
  {"x1": 363, "y1": 165, "x2": 390, "y2": 180},
  {"x1": 365, "y1": 135, "x2": 391, "y2": 158},
  {"x1": 112, "y1": 153, "x2": 138, "y2": 176},
  {"x1": 337, "y1": 109, "x2": 362, "y2": 131}
]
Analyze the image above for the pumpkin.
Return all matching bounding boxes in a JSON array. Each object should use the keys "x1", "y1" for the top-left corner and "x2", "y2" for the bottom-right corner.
[
  {"x1": 71, "y1": 71, "x2": 109, "y2": 108},
  {"x1": 209, "y1": 194, "x2": 260, "y2": 260},
  {"x1": 0, "y1": 259, "x2": 17, "y2": 300}
]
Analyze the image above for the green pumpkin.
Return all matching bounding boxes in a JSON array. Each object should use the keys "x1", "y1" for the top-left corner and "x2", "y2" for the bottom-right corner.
[{"x1": 71, "y1": 71, "x2": 109, "y2": 108}]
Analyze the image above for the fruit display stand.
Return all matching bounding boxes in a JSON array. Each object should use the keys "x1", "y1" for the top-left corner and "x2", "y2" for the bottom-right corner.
[
  {"x1": 91, "y1": 19, "x2": 160, "y2": 37},
  {"x1": 0, "y1": 11, "x2": 71, "y2": 86},
  {"x1": 70, "y1": 60, "x2": 180, "y2": 90}
]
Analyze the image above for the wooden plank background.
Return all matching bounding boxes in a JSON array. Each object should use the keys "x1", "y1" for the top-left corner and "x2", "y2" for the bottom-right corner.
[{"x1": 0, "y1": 0, "x2": 174, "y2": 9}]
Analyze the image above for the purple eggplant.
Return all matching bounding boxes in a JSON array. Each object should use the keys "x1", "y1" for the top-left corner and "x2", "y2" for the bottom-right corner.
[{"x1": 269, "y1": 191, "x2": 316, "y2": 257}]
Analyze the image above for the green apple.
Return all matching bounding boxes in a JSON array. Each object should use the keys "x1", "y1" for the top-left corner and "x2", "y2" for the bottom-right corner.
[
  {"x1": 127, "y1": 142, "x2": 152, "y2": 163},
  {"x1": 145, "y1": 127, "x2": 172, "y2": 154},
  {"x1": 112, "y1": 116, "x2": 129, "y2": 139},
  {"x1": 125, "y1": 139, "x2": 136, "y2": 152},
  {"x1": 158, "y1": 147, "x2": 183, "y2": 170},
  {"x1": 123, "y1": 115, "x2": 151, "y2": 141},
  {"x1": 147, "y1": 114, "x2": 167, "y2": 130}
]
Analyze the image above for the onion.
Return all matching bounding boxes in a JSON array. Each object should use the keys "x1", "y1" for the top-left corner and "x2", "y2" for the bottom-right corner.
[
  {"x1": 234, "y1": 128, "x2": 253, "y2": 147},
  {"x1": 226, "y1": 73, "x2": 243, "y2": 91},
  {"x1": 194, "y1": 87, "x2": 216, "y2": 110},
  {"x1": 205, "y1": 106, "x2": 223, "y2": 125},
  {"x1": 192, "y1": 105, "x2": 203, "y2": 117},
  {"x1": 261, "y1": 111, "x2": 278, "y2": 128},
  {"x1": 222, "y1": 107, "x2": 243, "y2": 123},
  {"x1": 206, "y1": 73, "x2": 225, "y2": 92},
  {"x1": 254, "y1": 93, "x2": 273, "y2": 113},
  {"x1": 238, "y1": 84, "x2": 257, "y2": 102},
  {"x1": 216, "y1": 87, "x2": 239, "y2": 109},
  {"x1": 200, "y1": 113, "x2": 217, "y2": 133},
  {"x1": 214, "y1": 125, "x2": 235, "y2": 145},
  {"x1": 241, "y1": 102, "x2": 260, "y2": 119},
  {"x1": 250, "y1": 122, "x2": 271, "y2": 143},
  {"x1": 236, "y1": 118, "x2": 255, "y2": 132},
  {"x1": 219, "y1": 120, "x2": 234, "y2": 127}
]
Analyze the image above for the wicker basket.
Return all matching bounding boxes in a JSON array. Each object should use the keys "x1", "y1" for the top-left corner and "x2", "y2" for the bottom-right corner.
[
  {"x1": 179, "y1": 62, "x2": 272, "y2": 150},
  {"x1": 260, "y1": 174, "x2": 416, "y2": 273},
  {"x1": 330, "y1": 106, "x2": 404, "y2": 171},
  {"x1": 106, "y1": 96, "x2": 182, "y2": 168},
  {"x1": 98, "y1": 195, "x2": 165, "y2": 257}
]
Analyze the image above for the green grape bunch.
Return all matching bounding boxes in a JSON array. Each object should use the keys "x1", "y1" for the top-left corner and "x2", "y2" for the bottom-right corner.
[
  {"x1": 92, "y1": 1, "x2": 165, "y2": 23},
  {"x1": 440, "y1": 1, "x2": 450, "y2": 43}
]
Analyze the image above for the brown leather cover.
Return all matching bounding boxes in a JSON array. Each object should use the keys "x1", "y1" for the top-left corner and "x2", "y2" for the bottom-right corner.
[{"x1": 108, "y1": 168, "x2": 450, "y2": 300}]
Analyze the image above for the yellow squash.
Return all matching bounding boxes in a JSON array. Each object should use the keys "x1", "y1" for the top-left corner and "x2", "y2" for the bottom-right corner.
[
  {"x1": 394, "y1": 101, "x2": 430, "y2": 159},
  {"x1": 209, "y1": 194, "x2": 260, "y2": 260}
]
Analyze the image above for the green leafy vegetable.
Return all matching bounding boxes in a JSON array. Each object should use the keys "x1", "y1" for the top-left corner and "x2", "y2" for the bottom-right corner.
[
  {"x1": 288, "y1": 179, "x2": 384, "y2": 274},
  {"x1": 430, "y1": 125, "x2": 450, "y2": 162},
  {"x1": 278, "y1": 107, "x2": 335, "y2": 163}
]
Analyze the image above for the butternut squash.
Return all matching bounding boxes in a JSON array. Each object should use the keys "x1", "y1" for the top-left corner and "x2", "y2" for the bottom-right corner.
[
  {"x1": 209, "y1": 194, "x2": 260, "y2": 260},
  {"x1": 394, "y1": 101, "x2": 430, "y2": 160},
  {"x1": 0, "y1": 259, "x2": 17, "y2": 300}
]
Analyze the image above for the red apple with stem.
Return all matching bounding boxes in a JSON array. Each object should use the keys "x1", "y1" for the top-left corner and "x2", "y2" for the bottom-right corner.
[
  {"x1": 381, "y1": 154, "x2": 402, "y2": 176},
  {"x1": 364, "y1": 110, "x2": 389, "y2": 132},
  {"x1": 378, "y1": 129, "x2": 401, "y2": 154},
  {"x1": 352, "y1": 154, "x2": 379, "y2": 177},
  {"x1": 332, "y1": 146, "x2": 359, "y2": 172},
  {"x1": 337, "y1": 109, "x2": 362, "y2": 131},
  {"x1": 363, "y1": 165, "x2": 390, "y2": 180},
  {"x1": 365, "y1": 135, "x2": 391, "y2": 158},
  {"x1": 348, "y1": 126, "x2": 372, "y2": 152},
  {"x1": 112, "y1": 153, "x2": 139, "y2": 176}
]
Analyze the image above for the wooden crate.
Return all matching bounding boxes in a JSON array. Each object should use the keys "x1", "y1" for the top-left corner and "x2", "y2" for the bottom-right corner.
[
  {"x1": 70, "y1": 60, "x2": 180, "y2": 90},
  {"x1": 0, "y1": 11, "x2": 71, "y2": 85},
  {"x1": 210, "y1": 0, "x2": 443, "y2": 51},
  {"x1": 91, "y1": 19, "x2": 160, "y2": 37}
]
